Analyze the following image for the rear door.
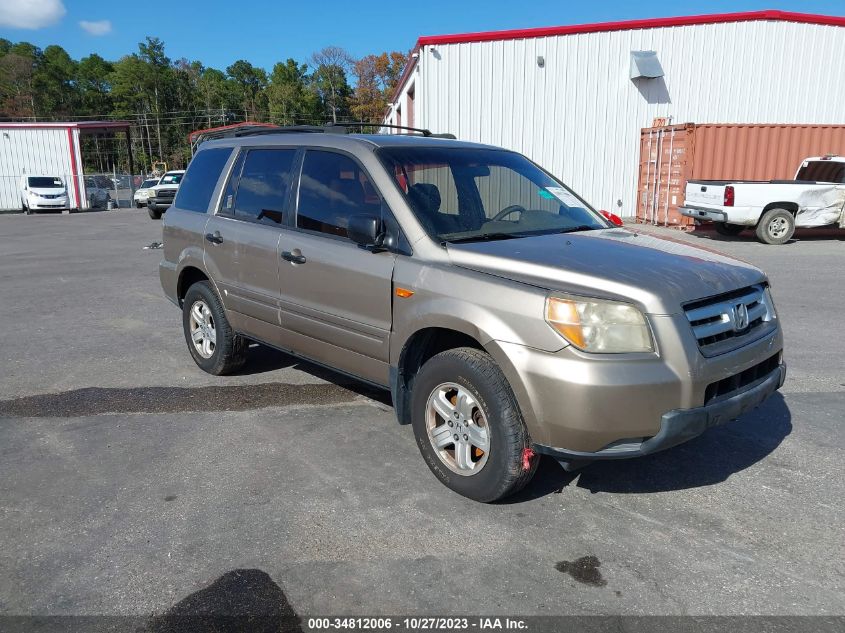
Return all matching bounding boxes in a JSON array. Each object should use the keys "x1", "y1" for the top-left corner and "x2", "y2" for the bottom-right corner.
[
  {"x1": 276, "y1": 149, "x2": 396, "y2": 385},
  {"x1": 203, "y1": 147, "x2": 298, "y2": 345}
]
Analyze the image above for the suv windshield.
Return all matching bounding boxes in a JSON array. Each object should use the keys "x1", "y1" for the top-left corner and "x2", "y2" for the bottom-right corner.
[
  {"x1": 795, "y1": 160, "x2": 845, "y2": 183},
  {"x1": 28, "y1": 177, "x2": 63, "y2": 188},
  {"x1": 378, "y1": 147, "x2": 606, "y2": 242},
  {"x1": 160, "y1": 173, "x2": 183, "y2": 185}
]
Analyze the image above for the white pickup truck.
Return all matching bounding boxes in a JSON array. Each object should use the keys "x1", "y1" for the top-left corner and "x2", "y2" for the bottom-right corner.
[{"x1": 680, "y1": 156, "x2": 845, "y2": 244}]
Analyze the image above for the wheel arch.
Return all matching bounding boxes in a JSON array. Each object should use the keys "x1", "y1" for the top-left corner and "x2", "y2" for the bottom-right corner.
[
  {"x1": 760, "y1": 202, "x2": 799, "y2": 218},
  {"x1": 177, "y1": 265, "x2": 210, "y2": 307},
  {"x1": 392, "y1": 326, "x2": 485, "y2": 426}
]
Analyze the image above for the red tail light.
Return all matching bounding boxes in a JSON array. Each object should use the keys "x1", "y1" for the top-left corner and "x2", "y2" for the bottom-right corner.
[
  {"x1": 724, "y1": 186, "x2": 735, "y2": 207},
  {"x1": 600, "y1": 210, "x2": 624, "y2": 226}
]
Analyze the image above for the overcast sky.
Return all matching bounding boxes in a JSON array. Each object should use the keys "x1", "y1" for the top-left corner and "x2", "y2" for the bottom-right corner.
[{"x1": 1, "y1": 0, "x2": 843, "y2": 69}]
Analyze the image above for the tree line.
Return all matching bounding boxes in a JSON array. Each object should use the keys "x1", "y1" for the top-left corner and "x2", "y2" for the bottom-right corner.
[{"x1": 0, "y1": 36, "x2": 407, "y2": 173}]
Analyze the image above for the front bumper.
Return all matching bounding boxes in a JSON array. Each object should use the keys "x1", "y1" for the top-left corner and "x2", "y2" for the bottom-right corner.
[
  {"x1": 488, "y1": 313, "x2": 784, "y2": 454},
  {"x1": 28, "y1": 198, "x2": 69, "y2": 209},
  {"x1": 148, "y1": 198, "x2": 173, "y2": 212},
  {"x1": 534, "y1": 363, "x2": 785, "y2": 461}
]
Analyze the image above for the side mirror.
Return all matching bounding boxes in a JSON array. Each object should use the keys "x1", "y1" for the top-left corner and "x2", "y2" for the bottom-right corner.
[
  {"x1": 347, "y1": 214, "x2": 383, "y2": 249},
  {"x1": 599, "y1": 210, "x2": 624, "y2": 227}
]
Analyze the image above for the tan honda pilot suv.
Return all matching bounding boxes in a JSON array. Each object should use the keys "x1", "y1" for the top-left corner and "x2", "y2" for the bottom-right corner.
[{"x1": 160, "y1": 124, "x2": 785, "y2": 502}]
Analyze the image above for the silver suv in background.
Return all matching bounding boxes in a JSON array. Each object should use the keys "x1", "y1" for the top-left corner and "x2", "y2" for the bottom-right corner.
[{"x1": 159, "y1": 126, "x2": 785, "y2": 502}]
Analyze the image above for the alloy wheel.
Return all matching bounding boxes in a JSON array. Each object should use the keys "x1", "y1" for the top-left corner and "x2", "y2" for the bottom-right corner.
[
  {"x1": 188, "y1": 300, "x2": 217, "y2": 358},
  {"x1": 425, "y1": 382, "x2": 491, "y2": 476}
]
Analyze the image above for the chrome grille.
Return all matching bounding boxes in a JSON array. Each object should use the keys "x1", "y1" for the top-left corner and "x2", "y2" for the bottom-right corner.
[{"x1": 684, "y1": 285, "x2": 775, "y2": 356}]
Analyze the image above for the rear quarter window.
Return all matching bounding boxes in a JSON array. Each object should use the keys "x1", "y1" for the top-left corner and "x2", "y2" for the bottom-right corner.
[{"x1": 174, "y1": 148, "x2": 233, "y2": 213}]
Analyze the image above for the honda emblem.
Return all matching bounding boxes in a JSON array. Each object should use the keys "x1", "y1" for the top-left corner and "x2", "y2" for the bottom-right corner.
[{"x1": 733, "y1": 303, "x2": 749, "y2": 331}]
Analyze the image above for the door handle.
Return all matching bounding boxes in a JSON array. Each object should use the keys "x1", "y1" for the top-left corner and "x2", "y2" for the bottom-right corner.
[
  {"x1": 205, "y1": 231, "x2": 223, "y2": 244},
  {"x1": 281, "y1": 250, "x2": 306, "y2": 264}
]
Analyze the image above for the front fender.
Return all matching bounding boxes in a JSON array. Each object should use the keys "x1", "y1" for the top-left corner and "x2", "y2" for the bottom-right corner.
[{"x1": 390, "y1": 260, "x2": 564, "y2": 366}]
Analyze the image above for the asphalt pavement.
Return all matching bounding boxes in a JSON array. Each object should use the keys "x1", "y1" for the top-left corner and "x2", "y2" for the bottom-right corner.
[{"x1": 0, "y1": 211, "x2": 842, "y2": 623}]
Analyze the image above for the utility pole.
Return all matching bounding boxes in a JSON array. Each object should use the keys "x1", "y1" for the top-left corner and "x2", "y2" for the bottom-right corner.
[{"x1": 154, "y1": 84, "x2": 163, "y2": 159}]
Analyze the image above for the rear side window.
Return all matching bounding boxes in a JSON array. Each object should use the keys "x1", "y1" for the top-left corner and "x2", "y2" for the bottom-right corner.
[
  {"x1": 233, "y1": 148, "x2": 297, "y2": 225},
  {"x1": 174, "y1": 148, "x2": 232, "y2": 213},
  {"x1": 795, "y1": 160, "x2": 845, "y2": 183},
  {"x1": 297, "y1": 150, "x2": 381, "y2": 238}
]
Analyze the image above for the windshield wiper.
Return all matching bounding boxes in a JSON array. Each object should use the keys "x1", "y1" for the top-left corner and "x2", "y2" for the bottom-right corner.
[
  {"x1": 554, "y1": 225, "x2": 600, "y2": 234},
  {"x1": 444, "y1": 232, "x2": 522, "y2": 244}
]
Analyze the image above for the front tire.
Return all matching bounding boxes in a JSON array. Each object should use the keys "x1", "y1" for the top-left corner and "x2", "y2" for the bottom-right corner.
[
  {"x1": 714, "y1": 222, "x2": 745, "y2": 236},
  {"x1": 148, "y1": 206, "x2": 162, "y2": 220},
  {"x1": 182, "y1": 281, "x2": 247, "y2": 375},
  {"x1": 411, "y1": 347, "x2": 538, "y2": 502},
  {"x1": 756, "y1": 208, "x2": 795, "y2": 245}
]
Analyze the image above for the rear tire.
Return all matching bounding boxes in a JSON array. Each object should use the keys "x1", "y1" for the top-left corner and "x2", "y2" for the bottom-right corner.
[
  {"x1": 411, "y1": 347, "x2": 538, "y2": 502},
  {"x1": 182, "y1": 281, "x2": 247, "y2": 375},
  {"x1": 148, "y1": 207, "x2": 162, "y2": 220},
  {"x1": 714, "y1": 222, "x2": 745, "y2": 236},
  {"x1": 756, "y1": 208, "x2": 795, "y2": 245}
]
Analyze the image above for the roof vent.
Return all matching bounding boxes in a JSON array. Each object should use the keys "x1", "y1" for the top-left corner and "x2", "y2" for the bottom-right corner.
[{"x1": 630, "y1": 51, "x2": 664, "y2": 79}]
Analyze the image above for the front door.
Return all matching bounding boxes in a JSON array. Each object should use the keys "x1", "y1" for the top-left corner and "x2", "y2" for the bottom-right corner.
[{"x1": 277, "y1": 149, "x2": 396, "y2": 385}]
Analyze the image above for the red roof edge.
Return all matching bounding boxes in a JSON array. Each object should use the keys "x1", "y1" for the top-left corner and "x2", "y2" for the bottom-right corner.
[
  {"x1": 416, "y1": 10, "x2": 845, "y2": 46},
  {"x1": 385, "y1": 10, "x2": 845, "y2": 121},
  {"x1": 188, "y1": 121, "x2": 277, "y2": 143},
  {"x1": 0, "y1": 120, "x2": 131, "y2": 129}
]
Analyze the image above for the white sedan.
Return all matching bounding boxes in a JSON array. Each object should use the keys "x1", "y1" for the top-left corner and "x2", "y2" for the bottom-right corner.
[{"x1": 133, "y1": 178, "x2": 160, "y2": 208}]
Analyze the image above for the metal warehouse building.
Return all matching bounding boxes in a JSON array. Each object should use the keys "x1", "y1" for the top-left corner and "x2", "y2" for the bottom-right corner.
[
  {"x1": 0, "y1": 121, "x2": 131, "y2": 211},
  {"x1": 384, "y1": 10, "x2": 845, "y2": 218}
]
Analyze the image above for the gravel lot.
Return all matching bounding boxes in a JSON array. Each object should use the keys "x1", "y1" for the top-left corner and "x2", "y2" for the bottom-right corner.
[{"x1": 0, "y1": 211, "x2": 842, "y2": 622}]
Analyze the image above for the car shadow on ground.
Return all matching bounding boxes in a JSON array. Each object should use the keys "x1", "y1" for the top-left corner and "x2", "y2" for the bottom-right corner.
[
  {"x1": 237, "y1": 343, "x2": 393, "y2": 406},
  {"x1": 687, "y1": 226, "x2": 845, "y2": 243},
  {"x1": 146, "y1": 569, "x2": 302, "y2": 633},
  {"x1": 239, "y1": 345, "x2": 792, "y2": 500},
  {"x1": 511, "y1": 392, "x2": 792, "y2": 500}
]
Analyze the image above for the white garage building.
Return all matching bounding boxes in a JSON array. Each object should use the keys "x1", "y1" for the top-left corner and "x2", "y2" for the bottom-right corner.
[
  {"x1": 0, "y1": 121, "x2": 132, "y2": 211},
  {"x1": 383, "y1": 10, "x2": 845, "y2": 218}
]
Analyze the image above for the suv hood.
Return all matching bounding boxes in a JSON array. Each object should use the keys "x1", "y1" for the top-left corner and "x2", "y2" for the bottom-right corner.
[{"x1": 446, "y1": 228, "x2": 766, "y2": 315}]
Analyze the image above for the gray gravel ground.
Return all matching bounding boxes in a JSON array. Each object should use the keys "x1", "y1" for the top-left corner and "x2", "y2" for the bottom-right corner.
[{"x1": 0, "y1": 211, "x2": 842, "y2": 621}]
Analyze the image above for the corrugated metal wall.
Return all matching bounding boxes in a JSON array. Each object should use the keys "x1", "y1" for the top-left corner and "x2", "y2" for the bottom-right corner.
[
  {"x1": 396, "y1": 19, "x2": 845, "y2": 217},
  {"x1": 0, "y1": 127, "x2": 81, "y2": 210},
  {"x1": 687, "y1": 124, "x2": 845, "y2": 180},
  {"x1": 637, "y1": 123, "x2": 845, "y2": 226}
]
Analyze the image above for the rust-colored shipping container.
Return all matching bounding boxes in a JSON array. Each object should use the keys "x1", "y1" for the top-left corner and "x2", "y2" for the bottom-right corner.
[{"x1": 636, "y1": 123, "x2": 845, "y2": 228}]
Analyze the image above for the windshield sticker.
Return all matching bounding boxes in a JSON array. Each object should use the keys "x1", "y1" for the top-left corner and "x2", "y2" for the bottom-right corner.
[
  {"x1": 546, "y1": 187, "x2": 583, "y2": 207},
  {"x1": 538, "y1": 189, "x2": 555, "y2": 199}
]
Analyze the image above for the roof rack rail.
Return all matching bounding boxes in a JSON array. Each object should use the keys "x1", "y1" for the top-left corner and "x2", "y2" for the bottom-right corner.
[
  {"x1": 329, "y1": 122, "x2": 457, "y2": 139},
  {"x1": 191, "y1": 121, "x2": 457, "y2": 152}
]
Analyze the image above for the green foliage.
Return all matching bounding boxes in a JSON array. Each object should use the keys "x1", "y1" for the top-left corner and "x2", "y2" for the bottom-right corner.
[
  {"x1": 267, "y1": 58, "x2": 321, "y2": 125},
  {"x1": 0, "y1": 36, "x2": 410, "y2": 168}
]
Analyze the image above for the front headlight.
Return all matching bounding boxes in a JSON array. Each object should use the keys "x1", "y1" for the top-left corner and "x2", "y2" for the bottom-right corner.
[
  {"x1": 762, "y1": 286, "x2": 778, "y2": 320},
  {"x1": 545, "y1": 295, "x2": 654, "y2": 353}
]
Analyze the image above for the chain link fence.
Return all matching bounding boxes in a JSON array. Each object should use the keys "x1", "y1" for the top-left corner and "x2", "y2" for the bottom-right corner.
[{"x1": 1, "y1": 173, "x2": 153, "y2": 212}]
